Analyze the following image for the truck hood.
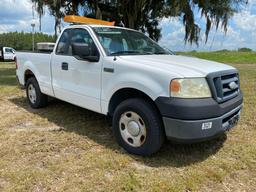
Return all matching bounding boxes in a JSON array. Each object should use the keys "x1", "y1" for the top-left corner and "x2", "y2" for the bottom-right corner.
[{"x1": 118, "y1": 55, "x2": 235, "y2": 77}]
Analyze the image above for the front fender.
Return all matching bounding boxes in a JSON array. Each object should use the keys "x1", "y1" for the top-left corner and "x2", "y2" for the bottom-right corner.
[{"x1": 102, "y1": 70, "x2": 170, "y2": 103}]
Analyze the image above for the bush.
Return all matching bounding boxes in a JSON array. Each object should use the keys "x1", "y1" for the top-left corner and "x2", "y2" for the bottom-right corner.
[
  {"x1": 215, "y1": 49, "x2": 230, "y2": 52},
  {"x1": 238, "y1": 48, "x2": 252, "y2": 52}
]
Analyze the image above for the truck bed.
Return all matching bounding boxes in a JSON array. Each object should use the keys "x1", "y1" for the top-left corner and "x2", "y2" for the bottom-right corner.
[{"x1": 16, "y1": 51, "x2": 53, "y2": 96}]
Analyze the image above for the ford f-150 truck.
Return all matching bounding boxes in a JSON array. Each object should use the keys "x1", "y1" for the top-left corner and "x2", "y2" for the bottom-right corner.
[{"x1": 16, "y1": 25, "x2": 243, "y2": 156}]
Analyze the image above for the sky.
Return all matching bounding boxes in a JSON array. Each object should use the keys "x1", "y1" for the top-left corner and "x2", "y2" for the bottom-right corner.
[{"x1": 0, "y1": 0, "x2": 256, "y2": 51}]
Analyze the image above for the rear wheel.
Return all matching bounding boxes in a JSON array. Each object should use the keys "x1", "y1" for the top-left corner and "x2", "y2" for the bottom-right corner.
[
  {"x1": 26, "y1": 77, "x2": 48, "y2": 108},
  {"x1": 112, "y1": 98, "x2": 164, "y2": 156}
]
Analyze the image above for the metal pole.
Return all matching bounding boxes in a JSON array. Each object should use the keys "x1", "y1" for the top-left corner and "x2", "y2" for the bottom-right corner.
[
  {"x1": 31, "y1": 23, "x2": 35, "y2": 51},
  {"x1": 32, "y1": 27, "x2": 34, "y2": 51},
  {"x1": 32, "y1": 4, "x2": 35, "y2": 51}
]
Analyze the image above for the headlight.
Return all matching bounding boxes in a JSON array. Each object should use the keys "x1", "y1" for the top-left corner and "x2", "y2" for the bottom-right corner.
[{"x1": 170, "y1": 78, "x2": 211, "y2": 98}]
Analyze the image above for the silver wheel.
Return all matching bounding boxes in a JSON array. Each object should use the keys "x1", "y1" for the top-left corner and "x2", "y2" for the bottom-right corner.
[
  {"x1": 119, "y1": 111, "x2": 147, "y2": 147},
  {"x1": 28, "y1": 84, "x2": 37, "y2": 104}
]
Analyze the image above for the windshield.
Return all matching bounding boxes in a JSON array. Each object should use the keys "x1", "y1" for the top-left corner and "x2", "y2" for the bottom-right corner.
[{"x1": 93, "y1": 27, "x2": 171, "y2": 56}]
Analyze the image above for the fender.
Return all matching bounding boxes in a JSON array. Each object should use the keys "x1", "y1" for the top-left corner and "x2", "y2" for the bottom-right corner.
[
  {"x1": 23, "y1": 61, "x2": 39, "y2": 84},
  {"x1": 23, "y1": 60, "x2": 53, "y2": 96},
  {"x1": 101, "y1": 69, "x2": 172, "y2": 114}
]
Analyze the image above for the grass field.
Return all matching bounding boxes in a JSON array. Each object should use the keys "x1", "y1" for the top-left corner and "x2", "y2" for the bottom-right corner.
[
  {"x1": 180, "y1": 50, "x2": 256, "y2": 64},
  {"x1": 0, "y1": 53, "x2": 256, "y2": 191}
]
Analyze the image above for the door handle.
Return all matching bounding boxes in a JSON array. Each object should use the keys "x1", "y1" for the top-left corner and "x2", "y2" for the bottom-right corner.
[{"x1": 61, "y1": 62, "x2": 68, "y2": 70}]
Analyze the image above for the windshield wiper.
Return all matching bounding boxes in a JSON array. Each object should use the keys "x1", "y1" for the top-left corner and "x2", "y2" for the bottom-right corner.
[{"x1": 110, "y1": 50, "x2": 141, "y2": 56}]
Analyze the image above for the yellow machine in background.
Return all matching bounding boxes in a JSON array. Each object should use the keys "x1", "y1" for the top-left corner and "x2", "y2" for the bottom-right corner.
[{"x1": 64, "y1": 15, "x2": 115, "y2": 26}]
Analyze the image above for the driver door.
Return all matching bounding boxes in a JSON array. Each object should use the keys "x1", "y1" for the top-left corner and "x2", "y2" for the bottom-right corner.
[{"x1": 52, "y1": 28, "x2": 102, "y2": 113}]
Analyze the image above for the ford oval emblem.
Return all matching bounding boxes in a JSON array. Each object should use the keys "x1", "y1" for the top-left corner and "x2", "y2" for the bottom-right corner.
[{"x1": 229, "y1": 82, "x2": 238, "y2": 90}]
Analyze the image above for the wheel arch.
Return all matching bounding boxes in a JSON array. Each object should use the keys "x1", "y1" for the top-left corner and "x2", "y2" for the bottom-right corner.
[
  {"x1": 108, "y1": 87, "x2": 162, "y2": 118},
  {"x1": 24, "y1": 69, "x2": 36, "y2": 85}
]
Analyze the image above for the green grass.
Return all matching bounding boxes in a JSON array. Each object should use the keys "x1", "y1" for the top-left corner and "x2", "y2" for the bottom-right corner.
[
  {"x1": 0, "y1": 60, "x2": 255, "y2": 191},
  {"x1": 179, "y1": 50, "x2": 256, "y2": 64}
]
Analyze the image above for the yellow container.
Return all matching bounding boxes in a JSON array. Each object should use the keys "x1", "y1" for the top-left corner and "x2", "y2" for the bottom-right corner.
[{"x1": 64, "y1": 15, "x2": 115, "y2": 26}]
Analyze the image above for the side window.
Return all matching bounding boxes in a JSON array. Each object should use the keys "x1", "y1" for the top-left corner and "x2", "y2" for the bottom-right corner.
[
  {"x1": 6, "y1": 48, "x2": 13, "y2": 53},
  {"x1": 69, "y1": 29, "x2": 99, "y2": 57},
  {"x1": 9, "y1": 48, "x2": 14, "y2": 53},
  {"x1": 56, "y1": 29, "x2": 71, "y2": 55}
]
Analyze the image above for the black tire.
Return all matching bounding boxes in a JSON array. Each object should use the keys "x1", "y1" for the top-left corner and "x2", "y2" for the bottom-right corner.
[
  {"x1": 112, "y1": 98, "x2": 164, "y2": 156},
  {"x1": 26, "y1": 77, "x2": 48, "y2": 108}
]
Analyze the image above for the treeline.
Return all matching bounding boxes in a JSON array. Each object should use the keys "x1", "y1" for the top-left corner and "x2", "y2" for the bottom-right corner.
[
  {"x1": 0, "y1": 32, "x2": 55, "y2": 51},
  {"x1": 187, "y1": 48, "x2": 255, "y2": 53}
]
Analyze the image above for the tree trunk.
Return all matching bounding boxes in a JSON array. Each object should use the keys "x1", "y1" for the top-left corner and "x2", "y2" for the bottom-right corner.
[
  {"x1": 96, "y1": 6, "x2": 102, "y2": 19},
  {"x1": 54, "y1": 18, "x2": 58, "y2": 39},
  {"x1": 39, "y1": 15, "x2": 42, "y2": 32},
  {"x1": 127, "y1": 14, "x2": 135, "y2": 29}
]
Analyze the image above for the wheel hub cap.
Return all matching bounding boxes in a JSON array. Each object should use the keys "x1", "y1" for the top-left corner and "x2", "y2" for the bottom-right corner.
[
  {"x1": 119, "y1": 111, "x2": 147, "y2": 148},
  {"x1": 127, "y1": 121, "x2": 140, "y2": 136},
  {"x1": 28, "y1": 84, "x2": 36, "y2": 104}
]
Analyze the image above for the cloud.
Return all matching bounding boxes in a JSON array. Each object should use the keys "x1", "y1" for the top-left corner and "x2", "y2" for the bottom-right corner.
[
  {"x1": 0, "y1": 0, "x2": 55, "y2": 34},
  {"x1": 233, "y1": 12, "x2": 256, "y2": 32},
  {"x1": 159, "y1": 19, "x2": 186, "y2": 51},
  {"x1": 0, "y1": 0, "x2": 31, "y2": 21},
  {"x1": 159, "y1": 1, "x2": 256, "y2": 51},
  {"x1": 0, "y1": 0, "x2": 32, "y2": 32}
]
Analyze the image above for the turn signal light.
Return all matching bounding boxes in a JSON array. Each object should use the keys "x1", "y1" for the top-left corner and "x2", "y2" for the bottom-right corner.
[{"x1": 170, "y1": 80, "x2": 181, "y2": 93}]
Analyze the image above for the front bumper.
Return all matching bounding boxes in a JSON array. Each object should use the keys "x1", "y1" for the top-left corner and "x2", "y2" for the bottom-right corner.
[
  {"x1": 155, "y1": 92, "x2": 243, "y2": 142},
  {"x1": 163, "y1": 104, "x2": 242, "y2": 142}
]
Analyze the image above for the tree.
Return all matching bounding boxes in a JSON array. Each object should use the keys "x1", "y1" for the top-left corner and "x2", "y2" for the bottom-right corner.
[
  {"x1": 117, "y1": 0, "x2": 165, "y2": 41},
  {"x1": 33, "y1": 0, "x2": 86, "y2": 38},
  {"x1": 238, "y1": 47, "x2": 252, "y2": 52},
  {"x1": 0, "y1": 32, "x2": 55, "y2": 51},
  {"x1": 32, "y1": 0, "x2": 248, "y2": 44}
]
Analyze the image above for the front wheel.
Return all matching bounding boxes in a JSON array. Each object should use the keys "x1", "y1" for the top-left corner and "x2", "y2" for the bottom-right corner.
[
  {"x1": 112, "y1": 98, "x2": 164, "y2": 156},
  {"x1": 26, "y1": 77, "x2": 48, "y2": 108}
]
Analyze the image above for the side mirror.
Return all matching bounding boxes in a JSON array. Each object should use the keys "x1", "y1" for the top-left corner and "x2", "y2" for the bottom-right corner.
[{"x1": 72, "y1": 43, "x2": 99, "y2": 62}]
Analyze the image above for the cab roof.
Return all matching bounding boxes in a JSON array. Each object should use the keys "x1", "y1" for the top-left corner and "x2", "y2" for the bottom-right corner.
[{"x1": 64, "y1": 24, "x2": 138, "y2": 33}]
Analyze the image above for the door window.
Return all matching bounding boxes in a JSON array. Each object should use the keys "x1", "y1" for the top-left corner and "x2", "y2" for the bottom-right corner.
[
  {"x1": 56, "y1": 29, "x2": 71, "y2": 55},
  {"x1": 56, "y1": 28, "x2": 98, "y2": 57},
  {"x1": 69, "y1": 28, "x2": 99, "y2": 57},
  {"x1": 5, "y1": 48, "x2": 12, "y2": 53}
]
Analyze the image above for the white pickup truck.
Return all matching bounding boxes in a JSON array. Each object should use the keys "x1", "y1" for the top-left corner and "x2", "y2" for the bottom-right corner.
[
  {"x1": 0, "y1": 46, "x2": 16, "y2": 61},
  {"x1": 16, "y1": 25, "x2": 243, "y2": 155}
]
